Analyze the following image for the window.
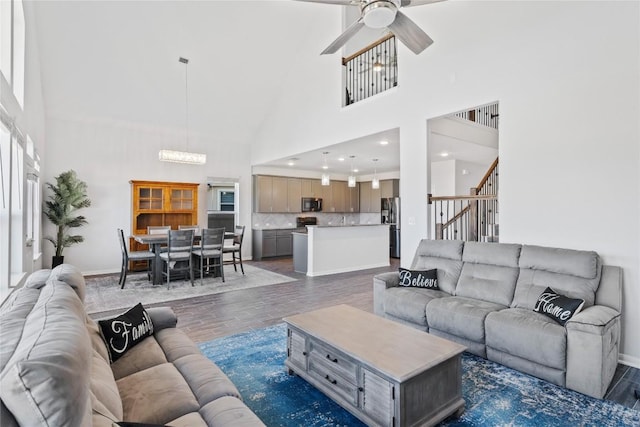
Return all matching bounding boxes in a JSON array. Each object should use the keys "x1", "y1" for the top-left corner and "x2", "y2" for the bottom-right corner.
[
  {"x1": 0, "y1": 121, "x2": 10, "y2": 298},
  {"x1": 218, "y1": 190, "x2": 235, "y2": 212},
  {"x1": 0, "y1": 0, "x2": 25, "y2": 107}
]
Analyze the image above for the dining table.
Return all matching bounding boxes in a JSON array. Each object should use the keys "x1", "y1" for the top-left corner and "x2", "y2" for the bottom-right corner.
[{"x1": 132, "y1": 231, "x2": 236, "y2": 286}]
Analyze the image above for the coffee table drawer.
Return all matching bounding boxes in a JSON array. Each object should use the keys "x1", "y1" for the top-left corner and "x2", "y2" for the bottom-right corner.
[
  {"x1": 308, "y1": 339, "x2": 357, "y2": 384},
  {"x1": 308, "y1": 353, "x2": 359, "y2": 406}
]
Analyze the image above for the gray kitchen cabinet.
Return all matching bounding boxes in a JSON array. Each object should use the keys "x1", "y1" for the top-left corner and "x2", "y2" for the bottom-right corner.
[
  {"x1": 332, "y1": 181, "x2": 347, "y2": 213},
  {"x1": 347, "y1": 184, "x2": 360, "y2": 213},
  {"x1": 301, "y1": 179, "x2": 323, "y2": 198},
  {"x1": 252, "y1": 228, "x2": 295, "y2": 260},
  {"x1": 271, "y1": 177, "x2": 289, "y2": 212}
]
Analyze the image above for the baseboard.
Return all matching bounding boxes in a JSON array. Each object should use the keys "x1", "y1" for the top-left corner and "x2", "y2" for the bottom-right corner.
[{"x1": 619, "y1": 353, "x2": 640, "y2": 369}]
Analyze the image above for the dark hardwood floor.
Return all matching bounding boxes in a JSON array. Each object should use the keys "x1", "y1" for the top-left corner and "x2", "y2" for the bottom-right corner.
[{"x1": 93, "y1": 256, "x2": 639, "y2": 411}]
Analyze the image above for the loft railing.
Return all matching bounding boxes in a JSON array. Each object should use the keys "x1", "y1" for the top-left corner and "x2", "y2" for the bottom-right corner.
[
  {"x1": 429, "y1": 158, "x2": 499, "y2": 242},
  {"x1": 343, "y1": 34, "x2": 397, "y2": 106},
  {"x1": 455, "y1": 102, "x2": 499, "y2": 130}
]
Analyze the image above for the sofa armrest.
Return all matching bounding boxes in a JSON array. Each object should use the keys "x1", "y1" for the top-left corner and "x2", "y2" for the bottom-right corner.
[
  {"x1": 373, "y1": 272, "x2": 399, "y2": 315},
  {"x1": 566, "y1": 305, "x2": 621, "y2": 399},
  {"x1": 146, "y1": 307, "x2": 178, "y2": 332}
]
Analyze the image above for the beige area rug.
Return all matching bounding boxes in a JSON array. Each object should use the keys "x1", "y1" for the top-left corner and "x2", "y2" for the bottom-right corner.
[{"x1": 84, "y1": 264, "x2": 296, "y2": 314}]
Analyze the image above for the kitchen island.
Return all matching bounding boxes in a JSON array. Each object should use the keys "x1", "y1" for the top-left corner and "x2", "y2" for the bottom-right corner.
[{"x1": 293, "y1": 224, "x2": 390, "y2": 276}]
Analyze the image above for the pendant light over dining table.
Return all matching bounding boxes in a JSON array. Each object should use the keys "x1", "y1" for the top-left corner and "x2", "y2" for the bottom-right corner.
[{"x1": 159, "y1": 57, "x2": 207, "y2": 165}]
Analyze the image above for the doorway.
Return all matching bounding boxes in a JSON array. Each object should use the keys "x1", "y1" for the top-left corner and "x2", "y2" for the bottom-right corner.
[{"x1": 427, "y1": 102, "x2": 499, "y2": 241}]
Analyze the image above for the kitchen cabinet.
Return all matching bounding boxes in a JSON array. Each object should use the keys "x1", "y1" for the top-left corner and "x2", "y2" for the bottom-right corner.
[
  {"x1": 253, "y1": 175, "x2": 299, "y2": 213},
  {"x1": 347, "y1": 184, "x2": 360, "y2": 213},
  {"x1": 359, "y1": 182, "x2": 381, "y2": 213},
  {"x1": 301, "y1": 179, "x2": 323, "y2": 198},
  {"x1": 331, "y1": 181, "x2": 347, "y2": 213},
  {"x1": 380, "y1": 179, "x2": 399, "y2": 198},
  {"x1": 287, "y1": 178, "x2": 302, "y2": 213},
  {"x1": 252, "y1": 228, "x2": 296, "y2": 260}
]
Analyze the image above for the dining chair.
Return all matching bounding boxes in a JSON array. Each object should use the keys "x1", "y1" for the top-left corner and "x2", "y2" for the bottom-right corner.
[
  {"x1": 159, "y1": 229, "x2": 194, "y2": 289},
  {"x1": 223, "y1": 225, "x2": 245, "y2": 275},
  {"x1": 147, "y1": 225, "x2": 171, "y2": 252},
  {"x1": 192, "y1": 228, "x2": 225, "y2": 285},
  {"x1": 179, "y1": 225, "x2": 201, "y2": 249},
  {"x1": 117, "y1": 228, "x2": 155, "y2": 289}
]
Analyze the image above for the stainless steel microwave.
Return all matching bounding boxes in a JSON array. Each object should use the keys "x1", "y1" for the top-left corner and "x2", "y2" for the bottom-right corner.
[{"x1": 301, "y1": 197, "x2": 322, "y2": 212}]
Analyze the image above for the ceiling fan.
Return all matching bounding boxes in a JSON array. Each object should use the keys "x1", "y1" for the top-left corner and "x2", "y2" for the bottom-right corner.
[{"x1": 297, "y1": 0, "x2": 444, "y2": 55}]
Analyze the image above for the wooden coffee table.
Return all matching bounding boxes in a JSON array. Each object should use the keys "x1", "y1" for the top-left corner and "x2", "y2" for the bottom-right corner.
[{"x1": 284, "y1": 304, "x2": 466, "y2": 427}]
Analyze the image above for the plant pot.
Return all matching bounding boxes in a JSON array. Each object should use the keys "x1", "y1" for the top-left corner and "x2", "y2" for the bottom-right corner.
[{"x1": 52, "y1": 256, "x2": 64, "y2": 268}]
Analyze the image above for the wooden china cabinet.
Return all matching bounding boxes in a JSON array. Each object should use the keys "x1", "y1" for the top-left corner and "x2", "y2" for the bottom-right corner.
[{"x1": 129, "y1": 180, "x2": 199, "y2": 270}]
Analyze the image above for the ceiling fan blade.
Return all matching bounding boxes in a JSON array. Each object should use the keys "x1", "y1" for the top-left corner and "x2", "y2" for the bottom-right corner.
[
  {"x1": 295, "y1": 0, "x2": 359, "y2": 5},
  {"x1": 388, "y1": 11, "x2": 434, "y2": 54},
  {"x1": 400, "y1": 0, "x2": 445, "y2": 7},
  {"x1": 321, "y1": 18, "x2": 365, "y2": 55}
]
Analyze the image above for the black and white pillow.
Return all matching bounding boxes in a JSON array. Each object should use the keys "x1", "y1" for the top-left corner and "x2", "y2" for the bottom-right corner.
[
  {"x1": 398, "y1": 268, "x2": 439, "y2": 290},
  {"x1": 99, "y1": 303, "x2": 154, "y2": 363},
  {"x1": 533, "y1": 287, "x2": 585, "y2": 326}
]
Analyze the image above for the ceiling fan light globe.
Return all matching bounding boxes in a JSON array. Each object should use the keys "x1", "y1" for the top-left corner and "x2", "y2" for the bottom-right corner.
[{"x1": 363, "y1": 2, "x2": 397, "y2": 28}]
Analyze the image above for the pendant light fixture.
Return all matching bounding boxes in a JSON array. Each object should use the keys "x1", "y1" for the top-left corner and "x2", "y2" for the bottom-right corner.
[
  {"x1": 321, "y1": 151, "x2": 331, "y2": 186},
  {"x1": 348, "y1": 155, "x2": 356, "y2": 188},
  {"x1": 371, "y1": 158, "x2": 380, "y2": 189},
  {"x1": 159, "y1": 57, "x2": 207, "y2": 165}
]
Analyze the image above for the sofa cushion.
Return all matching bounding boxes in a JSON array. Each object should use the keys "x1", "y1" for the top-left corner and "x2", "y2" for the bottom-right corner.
[
  {"x1": 485, "y1": 307, "x2": 567, "y2": 370},
  {"x1": 533, "y1": 287, "x2": 585, "y2": 326},
  {"x1": 426, "y1": 296, "x2": 505, "y2": 343},
  {"x1": 384, "y1": 287, "x2": 449, "y2": 326},
  {"x1": 512, "y1": 245, "x2": 601, "y2": 310},
  {"x1": 198, "y1": 396, "x2": 266, "y2": 427},
  {"x1": 117, "y1": 362, "x2": 200, "y2": 425},
  {"x1": 0, "y1": 281, "x2": 92, "y2": 427},
  {"x1": 99, "y1": 303, "x2": 155, "y2": 362},
  {"x1": 155, "y1": 327, "x2": 206, "y2": 362},
  {"x1": 398, "y1": 268, "x2": 439, "y2": 289},
  {"x1": 409, "y1": 239, "x2": 464, "y2": 295},
  {"x1": 90, "y1": 348, "x2": 123, "y2": 420},
  {"x1": 173, "y1": 354, "x2": 242, "y2": 403},
  {"x1": 455, "y1": 242, "x2": 521, "y2": 306},
  {"x1": 111, "y1": 336, "x2": 168, "y2": 381},
  {"x1": 47, "y1": 264, "x2": 87, "y2": 302}
]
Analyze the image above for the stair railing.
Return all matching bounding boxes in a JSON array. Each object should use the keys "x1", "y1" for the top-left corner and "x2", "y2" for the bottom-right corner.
[
  {"x1": 343, "y1": 34, "x2": 397, "y2": 106},
  {"x1": 429, "y1": 158, "x2": 499, "y2": 242}
]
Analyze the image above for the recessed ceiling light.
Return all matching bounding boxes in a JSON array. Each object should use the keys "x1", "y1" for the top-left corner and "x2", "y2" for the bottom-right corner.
[
  {"x1": 441, "y1": 152, "x2": 449, "y2": 157},
  {"x1": 287, "y1": 161, "x2": 295, "y2": 166},
  {"x1": 380, "y1": 140, "x2": 389, "y2": 145},
  {"x1": 322, "y1": 165, "x2": 329, "y2": 170},
  {"x1": 338, "y1": 157, "x2": 345, "y2": 162},
  {"x1": 353, "y1": 168, "x2": 359, "y2": 173}
]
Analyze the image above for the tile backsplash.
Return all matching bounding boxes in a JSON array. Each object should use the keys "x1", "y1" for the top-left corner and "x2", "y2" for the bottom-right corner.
[{"x1": 252, "y1": 213, "x2": 381, "y2": 229}]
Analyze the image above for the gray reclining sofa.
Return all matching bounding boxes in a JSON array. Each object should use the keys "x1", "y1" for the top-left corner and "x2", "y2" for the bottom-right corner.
[
  {"x1": 373, "y1": 240, "x2": 622, "y2": 399},
  {"x1": 0, "y1": 264, "x2": 265, "y2": 426}
]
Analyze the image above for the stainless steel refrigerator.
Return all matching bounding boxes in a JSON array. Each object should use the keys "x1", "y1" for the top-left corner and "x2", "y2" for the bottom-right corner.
[{"x1": 381, "y1": 197, "x2": 400, "y2": 258}]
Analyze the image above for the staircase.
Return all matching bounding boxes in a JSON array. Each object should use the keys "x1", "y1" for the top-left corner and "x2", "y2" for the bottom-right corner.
[{"x1": 429, "y1": 157, "x2": 499, "y2": 242}]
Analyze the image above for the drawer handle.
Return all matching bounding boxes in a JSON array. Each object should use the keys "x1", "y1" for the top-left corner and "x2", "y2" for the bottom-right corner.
[
  {"x1": 324, "y1": 374, "x2": 337, "y2": 385},
  {"x1": 326, "y1": 354, "x2": 338, "y2": 363},
  {"x1": 358, "y1": 387, "x2": 364, "y2": 392},
  {"x1": 303, "y1": 351, "x2": 308, "y2": 356}
]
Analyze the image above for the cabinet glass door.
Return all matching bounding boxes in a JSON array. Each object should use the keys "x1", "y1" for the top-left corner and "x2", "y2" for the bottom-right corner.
[
  {"x1": 138, "y1": 187, "x2": 163, "y2": 210},
  {"x1": 171, "y1": 189, "x2": 193, "y2": 210}
]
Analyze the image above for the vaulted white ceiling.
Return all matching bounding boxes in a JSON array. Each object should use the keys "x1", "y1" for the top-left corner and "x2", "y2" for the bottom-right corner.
[{"x1": 31, "y1": 1, "x2": 340, "y2": 145}]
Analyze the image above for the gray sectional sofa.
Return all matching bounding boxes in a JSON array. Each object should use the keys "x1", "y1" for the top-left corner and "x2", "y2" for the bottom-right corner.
[
  {"x1": 0, "y1": 264, "x2": 265, "y2": 427},
  {"x1": 373, "y1": 240, "x2": 622, "y2": 399}
]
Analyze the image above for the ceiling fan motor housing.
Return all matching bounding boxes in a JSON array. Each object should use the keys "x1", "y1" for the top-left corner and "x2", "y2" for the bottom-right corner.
[{"x1": 362, "y1": 0, "x2": 400, "y2": 28}]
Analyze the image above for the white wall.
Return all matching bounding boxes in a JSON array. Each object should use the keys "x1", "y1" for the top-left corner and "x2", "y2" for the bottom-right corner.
[
  {"x1": 42, "y1": 116, "x2": 253, "y2": 274},
  {"x1": 253, "y1": 2, "x2": 640, "y2": 363}
]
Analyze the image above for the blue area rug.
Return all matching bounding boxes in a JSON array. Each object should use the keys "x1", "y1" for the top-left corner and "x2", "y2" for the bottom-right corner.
[{"x1": 199, "y1": 323, "x2": 640, "y2": 427}]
